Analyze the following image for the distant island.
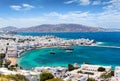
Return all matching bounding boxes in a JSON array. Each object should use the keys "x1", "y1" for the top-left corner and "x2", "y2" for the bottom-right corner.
[{"x1": 0, "y1": 24, "x2": 119, "y2": 33}]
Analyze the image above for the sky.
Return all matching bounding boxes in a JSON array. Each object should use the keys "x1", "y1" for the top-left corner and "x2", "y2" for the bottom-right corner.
[{"x1": 0, "y1": 0, "x2": 120, "y2": 28}]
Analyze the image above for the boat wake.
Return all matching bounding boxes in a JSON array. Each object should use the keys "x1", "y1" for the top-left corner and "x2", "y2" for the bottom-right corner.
[{"x1": 93, "y1": 46, "x2": 120, "y2": 49}]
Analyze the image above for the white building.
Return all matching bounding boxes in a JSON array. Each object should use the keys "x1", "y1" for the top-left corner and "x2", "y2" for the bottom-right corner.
[
  {"x1": 77, "y1": 75, "x2": 88, "y2": 81},
  {"x1": 0, "y1": 68, "x2": 17, "y2": 75},
  {"x1": 81, "y1": 64, "x2": 112, "y2": 72},
  {"x1": 114, "y1": 66, "x2": 120, "y2": 78},
  {"x1": 6, "y1": 46, "x2": 18, "y2": 58},
  {"x1": 17, "y1": 70, "x2": 40, "y2": 81}
]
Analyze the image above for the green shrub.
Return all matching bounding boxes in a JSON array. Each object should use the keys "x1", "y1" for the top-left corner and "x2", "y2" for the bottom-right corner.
[
  {"x1": 68, "y1": 64, "x2": 74, "y2": 71},
  {"x1": 4, "y1": 60, "x2": 11, "y2": 68},
  {"x1": 0, "y1": 60, "x2": 3, "y2": 67},
  {"x1": 67, "y1": 80, "x2": 72, "y2": 81},
  {"x1": 100, "y1": 72, "x2": 111, "y2": 79},
  {"x1": 40, "y1": 72, "x2": 54, "y2": 81},
  {"x1": 84, "y1": 72, "x2": 94, "y2": 75},
  {"x1": 46, "y1": 78, "x2": 63, "y2": 81},
  {"x1": 77, "y1": 70, "x2": 83, "y2": 73},
  {"x1": 0, "y1": 53, "x2": 5, "y2": 59},
  {"x1": 83, "y1": 62, "x2": 90, "y2": 64},
  {"x1": 111, "y1": 70, "x2": 114, "y2": 76},
  {"x1": 87, "y1": 78, "x2": 97, "y2": 81},
  {"x1": 97, "y1": 67, "x2": 105, "y2": 72},
  {"x1": 0, "y1": 74, "x2": 29, "y2": 81}
]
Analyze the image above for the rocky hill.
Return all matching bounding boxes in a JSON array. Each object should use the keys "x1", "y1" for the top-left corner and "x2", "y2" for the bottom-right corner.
[
  {"x1": 0, "y1": 24, "x2": 107, "y2": 32},
  {"x1": 0, "y1": 26, "x2": 18, "y2": 32},
  {"x1": 17, "y1": 24, "x2": 106, "y2": 32}
]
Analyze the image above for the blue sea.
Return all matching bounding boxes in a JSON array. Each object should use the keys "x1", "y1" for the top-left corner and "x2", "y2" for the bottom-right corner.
[{"x1": 17, "y1": 32, "x2": 120, "y2": 70}]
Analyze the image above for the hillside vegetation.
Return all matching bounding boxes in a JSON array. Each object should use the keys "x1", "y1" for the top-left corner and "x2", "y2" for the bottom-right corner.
[{"x1": 0, "y1": 74, "x2": 29, "y2": 81}]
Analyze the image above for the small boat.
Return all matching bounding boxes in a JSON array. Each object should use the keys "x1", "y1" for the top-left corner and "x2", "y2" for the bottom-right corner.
[
  {"x1": 66, "y1": 50, "x2": 72, "y2": 53},
  {"x1": 59, "y1": 46, "x2": 74, "y2": 50},
  {"x1": 50, "y1": 50, "x2": 56, "y2": 54},
  {"x1": 65, "y1": 47, "x2": 74, "y2": 50},
  {"x1": 58, "y1": 46, "x2": 67, "y2": 50}
]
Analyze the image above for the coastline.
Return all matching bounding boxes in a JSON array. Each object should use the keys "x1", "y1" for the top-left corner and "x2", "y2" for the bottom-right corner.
[
  {"x1": 2, "y1": 34, "x2": 118, "y2": 70},
  {"x1": 16, "y1": 46, "x2": 59, "y2": 65},
  {"x1": 17, "y1": 43, "x2": 118, "y2": 69},
  {"x1": 16, "y1": 42, "x2": 120, "y2": 69}
]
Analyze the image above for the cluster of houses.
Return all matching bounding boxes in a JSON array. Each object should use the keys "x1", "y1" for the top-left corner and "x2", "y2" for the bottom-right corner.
[
  {"x1": 0, "y1": 34, "x2": 120, "y2": 81},
  {"x1": 111, "y1": 67, "x2": 120, "y2": 81},
  {"x1": 0, "y1": 68, "x2": 40, "y2": 81},
  {"x1": 0, "y1": 34, "x2": 96, "y2": 58},
  {"x1": 0, "y1": 64, "x2": 120, "y2": 81}
]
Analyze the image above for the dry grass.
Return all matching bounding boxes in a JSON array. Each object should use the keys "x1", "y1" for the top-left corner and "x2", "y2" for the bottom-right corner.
[{"x1": 0, "y1": 74, "x2": 29, "y2": 81}]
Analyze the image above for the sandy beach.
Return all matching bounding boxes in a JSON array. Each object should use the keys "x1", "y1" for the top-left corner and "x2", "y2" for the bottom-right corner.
[{"x1": 8, "y1": 58, "x2": 17, "y2": 65}]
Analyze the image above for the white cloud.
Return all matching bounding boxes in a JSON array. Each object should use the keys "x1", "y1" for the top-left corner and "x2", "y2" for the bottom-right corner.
[
  {"x1": 92, "y1": 1, "x2": 101, "y2": 5},
  {"x1": 64, "y1": 0, "x2": 77, "y2": 4},
  {"x1": 1, "y1": 9, "x2": 120, "y2": 28},
  {"x1": 79, "y1": 0, "x2": 90, "y2": 5},
  {"x1": 64, "y1": 0, "x2": 90, "y2": 5},
  {"x1": 103, "y1": 0, "x2": 120, "y2": 11},
  {"x1": 22, "y1": 4, "x2": 34, "y2": 10},
  {"x1": 1, "y1": 0, "x2": 120, "y2": 28},
  {"x1": 10, "y1": 4, "x2": 34, "y2": 11},
  {"x1": 0, "y1": 17, "x2": 47, "y2": 28},
  {"x1": 10, "y1": 5, "x2": 22, "y2": 11}
]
